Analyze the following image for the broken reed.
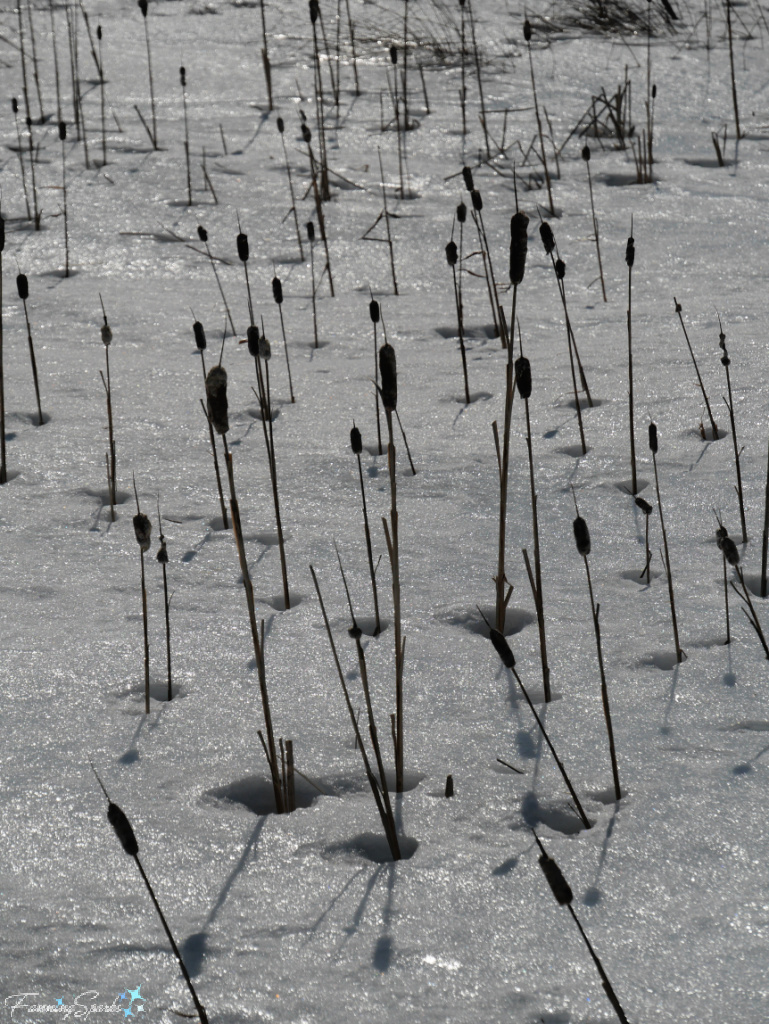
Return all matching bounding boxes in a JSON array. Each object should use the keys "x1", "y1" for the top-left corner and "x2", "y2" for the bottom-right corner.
[
  {"x1": 351, "y1": 424, "x2": 382, "y2": 635},
  {"x1": 571, "y1": 503, "x2": 621, "y2": 801},
  {"x1": 0, "y1": 210, "x2": 5, "y2": 484},
  {"x1": 196, "y1": 225, "x2": 237, "y2": 336},
  {"x1": 276, "y1": 117, "x2": 304, "y2": 261},
  {"x1": 16, "y1": 273, "x2": 43, "y2": 426},
  {"x1": 307, "y1": 220, "x2": 319, "y2": 348},
  {"x1": 445, "y1": 237, "x2": 470, "y2": 404},
  {"x1": 180, "y1": 66, "x2": 192, "y2": 206},
  {"x1": 516, "y1": 353, "x2": 551, "y2": 702},
  {"x1": 673, "y1": 297, "x2": 718, "y2": 440},
  {"x1": 524, "y1": 19, "x2": 554, "y2": 216},
  {"x1": 99, "y1": 299, "x2": 117, "y2": 521},
  {"x1": 206, "y1": 364, "x2": 285, "y2": 812},
  {"x1": 132, "y1": 481, "x2": 152, "y2": 714},
  {"x1": 271, "y1": 274, "x2": 295, "y2": 403},
  {"x1": 717, "y1": 315, "x2": 747, "y2": 543},
  {"x1": 92, "y1": 768, "x2": 209, "y2": 1023},
  {"x1": 311, "y1": 567, "x2": 401, "y2": 859},
  {"x1": 137, "y1": 0, "x2": 158, "y2": 149},
  {"x1": 649, "y1": 423, "x2": 684, "y2": 663},
  {"x1": 581, "y1": 145, "x2": 607, "y2": 301},
  {"x1": 193, "y1": 318, "x2": 229, "y2": 529},
  {"x1": 625, "y1": 225, "x2": 638, "y2": 494},
  {"x1": 156, "y1": 499, "x2": 172, "y2": 701},
  {"x1": 635, "y1": 496, "x2": 653, "y2": 584}
]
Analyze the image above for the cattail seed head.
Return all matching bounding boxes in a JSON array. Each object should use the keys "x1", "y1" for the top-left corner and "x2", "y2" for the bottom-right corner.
[
  {"x1": 306, "y1": 221, "x2": 315, "y2": 243},
  {"x1": 197, "y1": 224, "x2": 207, "y2": 242},
  {"x1": 259, "y1": 333, "x2": 271, "y2": 361},
  {"x1": 389, "y1": 45, "x2": 398, "y2": 64},
  {"x1": 157, "y1": 539, "x2": 168, "y2": 564},
  {"x1": 11, "y1": 97, "x2": 18, "y2": 115},
  {"x1": 471, "y1": 189, "x2": 483, "y2": 212},
  {"x1": 722, "y1": 536, "x2": 740, "y2": 566},
  {"x1": 457, "y1": 201, "x2": 467, "y2": 224},
  {"x1": 538, "y1": 853, "x2": 573, "y2": 905},
  {"x1": 490, "y1": 627, "x2": 515, "y2": 668},
  {"x1": 276, "y1": 116, "x2": 285, "y2": 133},
  {"x1": 581, "y1": 143, "x2": 591, "y2": 162},
  {"x1": 247, "y1": 324, "x2": 261, "y2": 358},
  {"x1": 236, "y1": 232, "x2": 249, "y2": 263},
  {"x1": 180, "y1": 66, "x2": 186, "y2": 87},
  {"x1": 509, "y1": 211, "x2": 529, "y2": 286},
  {"x1": 350, "y1": 425, "x2": 362, "y2": 454},
  {"x1": 514, "y1": 355, "x2": 532, "y2": 400},
  {"x1": 107, "y1": 801, "x2": 139, "y2": 856},
  {"x1": 379, "y1": 343, "x2": 397, "y2": 411},
  {"x1": 635, "y1": 496, "x2": 652, "y2": 516},
  {"x1": 445, "y1": 240, "x2": 458, "y2": 267},
  {"x1": 369, "y1": 299, "x2": 380, "y2": 324},
  {"x1": 573, "y1": 515, "x2": 591, "y2": 556},
  {"x1": 97, "y1": 24, "x2": 102, "y2": 40},
  {"x1": 718, "y1": 331, "x2": 726, "y2": 350},
  {"x1": 523, "y1": 18, "x2": 532, "y2": 41},
  {"x1": 193, "y1": 320, "x2": 206, "y2": 351},
  {"x1": 301, "y1": 122, "x2": 312, "y2": 144},
  {"x1": 101, "y1": 323, "x2": 112, "y2": 347},
  {"x1": 59, "y1": 121, "x2": 67, "y2": 142},
  {"x1": 16, "y1": 274, "x2": 29, "y2": 301},
  {"x1": 0, "y1": 214, "x2": 4, "y2": 253},
  {"x1": 625, "y1": 236, "x2": 635, "y2": 268},
  {"x1": 649, "y1": 422, "x2": 658, "y2": 453},
  {"x1": 652, "y1": 83, "x2": 657, "y2": 99},
  {"x1": 138, "y1": 0, "x2": 148, "y2": 17},
  {"x1": 721, "y1": 353, "x2": 730, "y2": 367},
  {"x1": 462, "y1": 166, "x2": 474, "y2": 192},
  {"x1": 555, "y1": 258, "x2": 565, "y2": 280},
  {"x1": 272, "y1": 276, "x2": 283, "y2": 304},
  {"x1": 205, "y1": 365, "x2": 229, "y2": 435},
  {"x1": 133, "y1": 512, "x2": 152, "y2": 552},
  {"x1": 716, "y1": 525, "x2": 728, "y2": 548},
  {"x1": 348, "y1": 623, "x2": 363, "y2": 639},
  {"x1": 309, "y1": 0, "x2": 319, "y2": 22},
  {"x1": 539, "y1": 221, "x2": 555, "y2": 255},
  {"x1": 445, "y1": 773, "x2": 454, "y2": 797}
]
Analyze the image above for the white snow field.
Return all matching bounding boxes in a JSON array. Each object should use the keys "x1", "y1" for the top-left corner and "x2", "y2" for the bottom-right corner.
[{"x1": 2, "y1": 0, "x2": 769, "y2": 1021}]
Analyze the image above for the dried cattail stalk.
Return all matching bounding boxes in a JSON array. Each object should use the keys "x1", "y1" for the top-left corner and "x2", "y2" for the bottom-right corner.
[
  {"x1": 582, "y1": 144, "x2": 607, "y2": 301},
  {"x1": 370, "y1": 298, "x2": 383, "y2": 453},
  {"x1": 16, "y1": 272, "x2": 43, "y2": 425},
  {"x1": 635, "y1": 495, "x2": 653, "y2": 583},
  {"x1": 673, "y1": 297, "x2": 719, "y2": 440},
  {"x1": 649, "y1": 422, "x2": 684, "y2": 662},
  {"x1": 718, "y1": 315, "x2": 747, "y2": 543},
  {"x1": 132, "y1": 482, "x2": 151, "y2": 713},
  {"x1": 137, "y1": 0, "x2": 158, "y2": 148},
  {"x1": 0, "y1": 209, "x2": 5, "y2": 485},
  {"x1": 156, "y1": 499, "x2": 172, "y2": 701},
  {"x1": 59, "y1": 120, "x2": 70, "y2": 276},
  {"x1": 446, "y1": 237, "x2": 470, "y2": 404},
  {"x1": 523, "y1": 18, "x2": 554, "y2": 215},
  {"x1": 573, "y1": 515, "x2": 590, "y2": 555},
  {"x1": 351, "y1": 424, "x2": 382, "y2": 634}
]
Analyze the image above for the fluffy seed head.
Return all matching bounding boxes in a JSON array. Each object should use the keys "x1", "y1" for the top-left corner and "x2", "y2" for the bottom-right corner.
[
  {"x1": 133, "y1": 512, "x2": 152, "y2": 552},
  {"x1": 272, "y1": 276, "x2": 283, "y2": 304},
  {"x1": 625, "y1": 236, "x2": 635, "y2": 268},
  {"x1": 722, "y1": 536, "x2": 740, "y2": 566},
  {"x1": 350, "y1": 425, "x2": 362, "y2": 454},
  {"x1": 462, "y1": 166, "x2": 474, "y2": 192},
  {"x1": 538, "y1": 853, "x2": 573, "y2": 905},
  {"x1": 509, "y1": 211, "x2": 529, "y2": 286},
  {"x1": 716, "y1": 525, "x2": 728, "y2": 549},
  {"x1": 581, "y1": 144, "x2": 591, "y2": 162},
  {"x1": 490, "y1": 628, "x2": 515, "y2": 669},
  {"x1": 236, "y1": 232, "x2": 249, "y2": 263},
  {"x1": 523, "y1": 18, "x2": 532, "y2": 41},
  {"x1": 457, "y1": 201, "x2": 467, "y2": 224},
  {"x1": 445, "y1": 240, "x2": 458, "y2": 267},
  {"x1": 649, "y1": 422, "x2": 658, "y2": 453},
  {"x1": 16, "y1": 274, "x2": 29, "y2": 301},
  {"x1": 101, "y1": 324, "x2": 113, "y2": 347},
  {"x1": 369, "y1": 299, "x2": 380, "y2": 324},
  {"x1": 515, "y1": 355, "x2": 532, "y2": 400},
  {"x1": 197, "y1": 224, "x2": 207, "y2": 242},
  {"x1": 108, "y1": 801, "x2": 139, "y2": 856},
  {"x1": 573, "y1": 515, "x2": 591, "y2": 556},
  {"x1": 193, "y1": 321, "x2": 206, "y2": 351},
  {"x1": 635, "y1": 496, "x2": 652, "y2": 516},
  {"x1": 205, "y1": 365, "x2": 229, "y2": 435},
  {"x1": 247, "y1": 324, "x2": 261, "y2": 358},
  {"x1": 471, "y1": 189, "x2": 483, "y2": 212},
  {"x1": 539, "y1": 221, "x2": 555, "y2": 255},
  {"x1": 379, "y1": 343, "x2": 397, "y2": 411}
]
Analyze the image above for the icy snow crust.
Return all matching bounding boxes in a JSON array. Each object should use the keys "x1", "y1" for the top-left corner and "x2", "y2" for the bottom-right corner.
[{"x1": 1, "y1": 0, "x2": 769, "y2": 1021}]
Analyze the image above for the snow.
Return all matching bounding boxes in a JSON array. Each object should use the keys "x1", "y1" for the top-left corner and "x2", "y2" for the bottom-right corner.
[{"x1": 2, "y1": 0, "x2": 769, "y2": 1021}]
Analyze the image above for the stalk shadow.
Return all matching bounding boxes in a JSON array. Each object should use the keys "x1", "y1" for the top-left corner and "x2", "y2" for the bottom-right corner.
[
  {"x1": 661, "y1": 660, "x2": 682, "y2": 735},
  {"x1": 582, "y1": 800, "x2": 620, "y2": 905}
]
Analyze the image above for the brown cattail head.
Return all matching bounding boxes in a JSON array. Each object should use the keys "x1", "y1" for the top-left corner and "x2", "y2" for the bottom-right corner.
[
  {"x1": 133, "y1": 512, "x2": 152, "y2": 552},
  {"x1": 272, "y1": 276, "x2": 283, "y2": 304},
  {"x1": 101, "y1": 324, "x2": 113, "y2": 347},
  {"x1": 350, "y1": 424, "x2": 362, "y2": 454},
  {"x1": 193, "y1": 320, "x2": 206, "y2": 351},
  {"x1": 523, "y1": 18, "x2": 532, "y2": 41},
  {"x1": 306, "y1": 221, "x2": 315, "y2": 244},
  {"x1": 509, "y1": 211, "x2": 529, "y2": 286},
  {"x1": 138, "y1": 0, "x2": 148, "y2": 17},
  {"x1": 445, "y1": 240, "x2": 458, "y2": 267},
  {"x1": 539, "y1": 221, "x2": 555, "y2": 255},
  {"x1": 0, "y1": 213, "x2": 4, "y2": 253},
  {"x1": 721, "y1": 353, "x2": 730, "y2": 367},
  {"x1": 457, "y1": 201, "x2": 467, "y2": 224},
  {"x1": 379, "y1": 343, "x2": 397, "y2": 411},
  {"x1": 445, "y1": 774, "x2": 454, "y2": 797},
  {"x1": 301, "y1": 123, "x2": 312, "y2": 144},
  {"x1": 462, "y1": 166, "x2": 474, "y2": 192},
  {"x1": 247, "y1": 324, "x2": 260, "y2": 358},
  {"x1": 259, "y1": 333, "x2": 271, "y2": 361},
  {"x1": 471, "y1": 189, "x2": 483, "y2": 212},
  {"x1": 276, "y1": 116, "x2": 285, "y2": 134},
  {"x1": 515, "y1": 355, "x2": 532, "y2": 399},
  {"x1": 625, "y1": 236, "x2": 635, "y2": 268},
  {"x1": 197, "y1": 224, "x2": 207, "y2": 242},
  {"x1": 11, "y1": 97, "x2": 18, "y2": 115},
  {"x1": 538, "y1": 853, "x2": 573, "y2": 905},
  {"x1": 236, "y1": 232, "x2": 249, "y2": 263},
  {"x1": 59, "y1": 121, "x2": 67, "y2": 142},
  {"x1": 635, "y1": 496, "x2": 652, "y2": 516},
  {"x1": 722, "y1": 536, "x2": 740, "y2": 566},
  {"x1": 652, "y1": 83, "x2": 657, "y2": 99},
  {"x1": 649, "y1": 422, "x2": 658, "y2": 454},
  {"x1": 205, "y1": 365, "x2": 229, "y2": 435},
  {"x1": 581, "y1": 144, "x2": 591, "y2": 162},
  {"x1": 573, "y1": 515, "x2": 591, "y2": 556},
  {"x1": 490, "y1": 628, "x2": 515, "y2": 668},
  {"x1": 156, "y1": 539, "x2": 168, "y2": 564},
  {"x1": 97, "y1": 24, "x2": 102, "y2": 40},
  {"x1": 16, "y1": 274, "x2": 29, "y2": 301},
  {"x1": 179, "y1": 66, "x2": 186, "y2": 87},
  {"x1": 369, "y1": 299, "x2": 380, "y2": 324},
  {"x1": 716, "y1": 525, "x2": 728, "y2": 548},
  {"x1": 555, "y1": 258, "x2": 565, "y2": 280},
  {"x1": 389, "y1": 45, "x2": 398, "y2": 64},
  {"x1": 309, "y1": 0, "x2": 319, "y2": 22},
  {"x1": 107, "y1": 801, "x2": 139, "y2": 856}
]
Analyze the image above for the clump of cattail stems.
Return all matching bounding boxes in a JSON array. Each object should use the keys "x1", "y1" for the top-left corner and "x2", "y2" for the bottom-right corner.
[
  {"x1": 635, "y1": 496, "x2": 653, "y2": 583},
  {"x1": 538, "y1": 220, "x2": 587, "y2": 453},
  {"x1": 300, "y1": 124, "x2": 335, "y2": 296},
  {"x1": 725, "y1": 0, "x2": 741, "y2": 139},
  {"x1": 581, "y1": 145, "x2": 607, "y2": 301},
  {"x1": 493, "y1": 206, "x2": 528, "y2": 632},
  {"x1": 193, "y1": 318, "x2": 229, "y2": 530},
  {"x1": 486, "y1": 625, "x2": 591, "y2": 830},
  {"x1": 309, "y1": 0, "x2": 330, "y2": 201},
  {"x1": 59, "y1": 121, "x2": 70, "y2": 277},
  {"x1": 516, "y1": 352, "x2": 551, "y2": 702},
  {"x1": 259, "y1": 0, "x2": 273, "y2": 110},
  {"x1": 90, "y1": 765, "x2": 209, "y2": 1023},
  {"x1": 717, "y1": 313, "x2": 747, "y2": 544},
  {"x1": 673, "y1": 297, "x2": 719, "y2": 440},
  {"x1": 271, "y1": 275, "x2": 295, "y2": 403},
  {"x1": 649, "y1": 423, "x2": 685, "y2": 663},
  {"x1": 626, "y1": 226, "x2": 637, "y2": 493},
  {"x1": 532, "y1": 831, "x2": 630, "y2": 1023},
  {"x1": 196, "y1": 225, "x2": 237, "y2": 336},
  {"x1": 137, "y1": 0, "x2": 158, "y2": 149},
  {"x1": 237, "y1": 225, "x2": 255, "y2": 327},
  {"x1": 0, "y1": 209, "x2": 6, "y2": 485},
  {"x1": 351, "y1": 424, "x2": 382, "y2": 634},
  {"x1": 379, "y1": 340, "x2": 406, "y2": 793},
  {"x1": 98, "y1": 297, "x2": 117, "y2": 520},
  {"x1": 11, "y1": 99, "x2": 31, "y2": 222},
  {"x1": 307, "y1": 220, "x2": 320, "y2": 348},
  {"x1": 156, "y1": 498, "x2": 172, "y2": 701},
  {"x1": 369, "y1": 298, "x2": 383, "y2": 454},
  {"x1": 16, "y1": 273, "x2": 43, "y2": 426},
  {"x1": 132, "y1": 478, "x2": 152, "y2": 714},
  {"x1": 524, "y1": 19, "x2": 555, "y2": 215},
  {"x1": 180, "y1": 66, "x2": 192, "y2": 206},
  {"x1": 246, "y1": 324, "x2": 291, "y2": 611},
  {"x1": 310, "y1": 567, "x2": 401, "y2": 859},
  {"x1": 571, "y1": 497, "x2": 621, "y2": 801},
  {"x1": 729, "y1": 535, "x2": 769, "y2": 658},
  {"x1": 206, "y1": 363, "x2": 285, "y2": 812},
  {"x1": 276, "y1": 118, "x2": 304, "y2": 261},
  {"x1": 445, "y1": 237, "x2": 470, "y2": 404}
]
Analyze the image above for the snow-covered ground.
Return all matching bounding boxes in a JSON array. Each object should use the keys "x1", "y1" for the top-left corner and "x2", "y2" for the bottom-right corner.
[{"x1": 2, "y1": 1, "x2": 769, "y2": 1021}]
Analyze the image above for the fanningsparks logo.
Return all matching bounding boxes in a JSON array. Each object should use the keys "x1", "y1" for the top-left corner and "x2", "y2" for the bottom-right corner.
[{"x1": 5, "y1": 987, "x2": 145, "y2": 1020}]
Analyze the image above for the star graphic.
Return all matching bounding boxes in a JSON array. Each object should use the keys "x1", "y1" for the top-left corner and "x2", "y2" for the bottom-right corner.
[
  {"x1": 119, "y1": 993, "x2": 127, "y2": 1001},
  {"x1": 127, "y1": 988, "x2": 142, "y2": 1002},
  {"x1": 123, "y1": 1011, "x2": 132, "y2": 1019},
  {"x1": 56, "y1": 1000, "x2": 63, "y2": 1006}
]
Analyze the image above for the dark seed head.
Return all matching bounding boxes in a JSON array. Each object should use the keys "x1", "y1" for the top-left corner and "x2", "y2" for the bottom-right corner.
[
  {"x1": 133, "y1": 512, "x2": 152, "y2": 552},
  {"x1": 16, "y1": 273, "x2": 29, "y2": 301},
  {"x1": 236, "y1": 232, "x2": 249, "y2": 263},
  {"x1": 489, "y1": 628, "x2": 515, "y2": 669},
  {"x1": 462, "y1": 166, "x2": 474, "y2": 192},
  {"x1": 722, "y1": 536, "x2": 740, "y2": 566},
  {"x1": 309, "y1": 0, "x2": 319, "y2": 23},
  {"x1": 445, "y1": 240, "x2": 458, "y2": 267},
  {"x1": 523, "y1": 18, "x2": 532, "y2": 41},
  {"x1": 276, "y1": 116, "x2": 285, "y2": 134},
  {"x1": 58, "y1": 121, "x2": 67, "y2": 142},
  {"x1": 649, "y1": 422, "x2": 658, "y2": 453},
  {"x1": 97, "y1": 24, "x2": 102, "y2": 40},
  {"x1": 389, "y1": 45, "x2": 398, "y2": 64},
  {"x1": 573, "y1": 515, "x2": 591, "y2": 556},
  {"x1": 193, "y1": 320, "x2": 206, "y2": 351},
  {"x1": 369, "y1": 299, "x2": 380, "y2": 324},
  {"x1": 635, "y1": 496, "x2": 653, "y2": 516},
  {"x1": 457, "y1": 201, "x2": 467, "y2": 224},
  {"x1": 301, "y1": 122, "x2": 312, "y2": 144},
  {"x1": 379, "y1": 343, "x2": 397, "y2": 411},
  {"x1": 471, "y1": 189, "x2": 483, "y2": 212},
  {"x1": 259, "y1": 333, "x2": 271, "y2": 361},
  {"x1": 445, "y1": 774, "x2": 454, "y2": 797},
  {"x1": 11, "y1": 97, "x2": 18, "y2": 115},
  {"x1": 247, "y1": 324, "x2": 261, "y2": 358},
  {"x1": 205, "y1": 365, "x2": 229, "y2": 435},
  {"x1": 581, "y1": 144, "x2": 591, "y2": 162},
  {"x1": 555, "y1": 258, "x2": 565, "y2": 280},
  {"x1": 539, "y1": 221, "x2": 555, "y2": 255},
  {"x1": 107, "y1": 801, "x2": 139, "y2": 857},
  {"x1": 156, "y1": 540, "x2": 168, "y2": 564},
  {"x1": 350, "y1": 425, "x2": 362, "y2": 455},
  {"x1": 197, "y1": 224, "x2": 208, "y2": 242},
  {"x1": 101, "y1": 324, "x2": 112, "y2": 347},
  {"x1": 716, "y1": 525, "x2": 728, "y2": 549},
  {"x1": 306, "y1": 221, "x2": 315, "y2": 243},
  {"x1": 138, "y1": 0, "x2": 148, "y2": 17},
  {"x1": 272, "y1": 276, "x2": 283, "y2": 305},
  {"x1": 179, "y1": 66, "x2": 186, "y2": 87},
  {"x1": 514, "y1": 355, "x2": 532, "y2": 400},
  {"x1": 721, "y1": 354, "x2": 730, "y2": 367},
  {"x1": 509, "y1": 211, "x2": 529, "y2": 286},
  {"x1": 652, "y1": 83, "x2": 657, "y2": 99},
  {"x1": 538, "y1": 853, "x2": 573, "y2": 905},
  {"x1": 625, "y1": 236, "x2": 635, "y2": 268},
  {"x1": 0, "y1": 214, "x2": 4, "y2": 253}
]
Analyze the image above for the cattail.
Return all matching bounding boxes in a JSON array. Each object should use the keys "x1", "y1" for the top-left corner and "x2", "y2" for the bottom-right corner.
[
  {"x1": 101, "y1": 323, "x2": 112, "y2": 346},
  {"x1": 538, "y1": 852, "x2": 573, "y2": 905},
  {"x1": 205, "y1": 365, "x2": 229, "y2": 435},
  {"x1": 379, "y1": 343, "x2": 397, "y2": 411},
  {"x1": 555, "y1": 258, "x2": 565, "y2": 280},
  {"x1": 350, "y1": 423, "x2": 381, "y2": 633},
  {"x1": 722, "y1": 536, "x2": 740, "y2": 566},
  {"x1": 573, "y1": 515, "x2": 590, "y2": 556},
  {"x1": 635, "y1": 496, "x2": 652, "y2": 516},
  {"x1": 193, "y1": 321, "x2": 206, "y2": 351},
  {"x1": 309, "y1": 0, "x2": 319, "y2": 22},
  {"x1": 16, "y1": 274, "x2": 28, "y2": 301},
  {"x1": 157, "y1": 538, "x2": 168, "y2": 564},
  {"x1": 108, "y1": 800, "x2": 140, "y2": 856},
  {"x1": 523, "y1": 18, "x2": 532, "y2": 41},
  {"x1": 272, "y1": 276, "x2": 283, "y2": 305},
  {"x1": 133, "y1": 512, "x2": 152, "y2": 551},
  {"x1": 445, "y1": 240, "x2": 458, "y2": 266},
  {"x1": 237, "y1": 231, "x2": 249, "y2": 263},
  {"x1": 490, "y1": 627, "x2": 515, "y2": 668},
  {"x1": 457, "y1": 201, "x2": 467, "y2": 223},
  {"x1": 197, "y1": 224, "x2": 208, "y2": 243},
  {"x1": 445, "y1": 774, "x2": 454, "y2": 798},
  {"x1": 350, "y1": 425, "x2": 362, "y2": 454},
  {"x1": 509, "y1": 211, "x2": 529, "y2": 285},
  {"x1": 649, "y1": 421, "x2": 658, "y2": 453},
  {"x1": 625, "y1": 235, "x2": 635, "y2": 268},
  {"x1": 307, "y1": 220, "x2": 315, "y2": 243},
  {"x1": 514, "y1": 355, "x2": 531, "y2": 400},
  {"x1": 277, "y1": 115, "x2": 284, "y2": 133},
  {"x1": 539, "y1": 221, "x2": 555, "y2": 255},
  {"x1": 581, "y1": 143, "x2": 590, "y2": 162},
  {"x1": 471, "y1": 189, "x2": 482, "y2": 211},
  {"x1": 369, "y1": 299, "x2": 380, "y2": 324},
  {"x1": 462, "y1": 166, "x2": 474, "y2": 192},
  {"x1": 301, "y1": 122, "x2": 312, "y2": 144},
  {"x1": 17, "y1": 273, "x2": 43, "y2": 425}
]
